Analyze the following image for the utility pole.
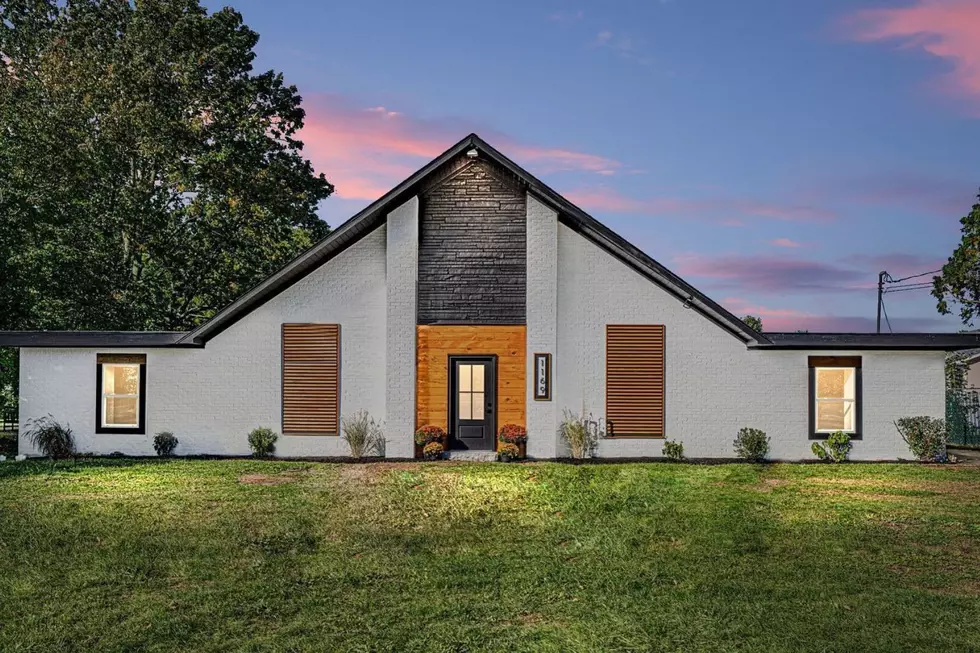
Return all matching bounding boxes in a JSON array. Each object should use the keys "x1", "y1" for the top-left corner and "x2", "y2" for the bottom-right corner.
[{"x1": 876, "y1": 271, "x2": 887, "y2": 334}]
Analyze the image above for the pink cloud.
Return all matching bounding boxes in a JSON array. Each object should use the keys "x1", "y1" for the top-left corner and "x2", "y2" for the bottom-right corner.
[
  {"x1": 841, "y1": 0, "x2": 980, "y2": 110},
  {"x1": 723, "y1": 297, "x2": 949, "y2": 332},
  {"x1": 674, "y1": 254, "x2": 869, "y2": 293},
  {"x1": 770, "y1": 238, "x2": 802, "y2": 248},
  {"x1": 565, "y1": 186, "x2": 836, "y2": 223},
  {"x1": 299, "y1": 95, "x2": 622, "y2": 201}
]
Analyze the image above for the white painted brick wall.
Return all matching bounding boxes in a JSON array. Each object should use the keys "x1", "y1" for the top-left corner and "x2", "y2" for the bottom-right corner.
[
  {"x1": 525, "y1": 194, "x2": 559, "y2": 458},
  {"x1": 556, "y1": 223, "x2": 945, "y2": 460},
  {"x1": 19, "y1": 226, "x2": 389, "y2": 457},
  {"x1": 384, "y1": 197, "x2": 420, "y2": 458}
]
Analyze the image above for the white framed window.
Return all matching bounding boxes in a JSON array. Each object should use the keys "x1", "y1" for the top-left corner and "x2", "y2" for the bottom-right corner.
[
  {"x1": 809, "y1": 357, "x2": 861, "y2": 439},
  {"x1": 96, "y1": 354, "x2": 146, "y2": 434},
  {"x1": 814, "y1": 367, "x2": 856, "y2": 433}
]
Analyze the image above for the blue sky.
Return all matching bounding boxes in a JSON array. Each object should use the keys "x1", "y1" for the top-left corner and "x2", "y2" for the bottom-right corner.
[{"x1": 206, "y1": 0, "x2": 980, "y2": 332}]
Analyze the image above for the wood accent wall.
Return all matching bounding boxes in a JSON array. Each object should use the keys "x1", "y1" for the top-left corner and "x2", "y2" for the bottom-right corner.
[
  {"x1": 416, "y1": 325, "x2": 526, "y2": 432},
  {"x1": 606, "y1": 325, "x2": 665, "y2": 437},
  {"x1": 282, "y1": 323, "x2": 340, "y2": 435}
]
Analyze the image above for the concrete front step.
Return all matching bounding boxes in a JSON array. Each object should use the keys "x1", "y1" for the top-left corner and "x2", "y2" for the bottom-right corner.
[{"x1": 446, "y1": 450, "x2": 499, "y2": 462}]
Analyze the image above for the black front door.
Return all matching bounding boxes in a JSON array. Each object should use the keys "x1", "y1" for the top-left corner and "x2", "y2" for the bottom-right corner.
[{"x1": 450, "y1": 356, "x2": 496, "y2": 450}]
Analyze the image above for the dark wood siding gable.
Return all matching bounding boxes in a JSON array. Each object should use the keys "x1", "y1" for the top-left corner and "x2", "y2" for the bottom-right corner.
[{"x1": 417, "y1": 158, "x2": 527, "y2": 324}]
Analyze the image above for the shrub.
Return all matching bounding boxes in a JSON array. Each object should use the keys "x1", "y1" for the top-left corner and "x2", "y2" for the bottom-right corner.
[
  {"x1": 498, "y1": 424, "x2": 528, "y2": 445},
  {"x1": 341, "y1": 410, "x2": 385, "y2": 458},
  {"x1": 662, "y1": 440, "x2": 684, "y2": 461},
  {"x1": 895, "y1": 416, "x2": 947, "y2": 462},
  {"x1": 415, "y1": 425, "x2": 446, "y2": 446},
  {"x1": 247, "y1": 427, "x2": 278, "y2": 457},
  {"x1": 733, "y1": 427, "x2": 769, "y2": 463},
  {"x1": 153, "y1": 432, "x2": 179, "y2": 457},
  {"x1": 811, "y1": 431, "x2": 851, "y2": 463},
  {"x1": 498, "y1": 442, "x2": 521, "y2": 461},
  {"x1": 422, "y1": 441, "x2": 444, "y2": 461},
  {"x1": 558, "y1": 409, "x2": 598, "y2": 459},
  {"x1": 25, "y1": 416, "x2": 75, "y2": 459}
]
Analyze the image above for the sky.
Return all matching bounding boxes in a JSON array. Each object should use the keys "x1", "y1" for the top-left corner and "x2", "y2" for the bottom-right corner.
[{"x1": 205, "y1": 0, "x2": 980, "y2": 333}]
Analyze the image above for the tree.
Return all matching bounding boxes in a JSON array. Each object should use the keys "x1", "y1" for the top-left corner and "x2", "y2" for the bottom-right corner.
[
  {"x1": 933, "y1": 192, "x2": 980, "y2": 326},
  {"x1": 0, "y1": 0, "x2": 333, "y2": 333},
  {"x1": 742, "y1": 315, "x2": 763, "y2": 332}
]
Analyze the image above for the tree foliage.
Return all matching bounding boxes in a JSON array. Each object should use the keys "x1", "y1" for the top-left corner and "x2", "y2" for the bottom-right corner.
[
  {"x1": 0, "y1": 0, "x2": 333, "y2": 333},
  {"x1": 742, "y1": 315, "x2": 763, "y2": 332},
  {"x1": 933, "y1": 192, "x2": 980, "y2": 326}
]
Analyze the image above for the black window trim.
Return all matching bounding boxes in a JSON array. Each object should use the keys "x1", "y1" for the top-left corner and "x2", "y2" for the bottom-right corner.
[
  {"x1": 95, "y1": 360, "x2": 147, "y2": 435},
  {"x1": 808, "y1": 356, "x2": 862, "y2": 441}
]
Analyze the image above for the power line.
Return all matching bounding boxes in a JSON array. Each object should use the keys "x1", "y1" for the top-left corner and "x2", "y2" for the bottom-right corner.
[
  {"x1": 883, "y1": 285, "x2": 933, "y2": 295},
  {"x1": 885, "y1": 269, "x2": 941, "y2": 284}
]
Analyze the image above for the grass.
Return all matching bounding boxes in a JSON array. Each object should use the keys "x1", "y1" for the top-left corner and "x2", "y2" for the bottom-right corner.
[{"x1": 0, "y1": 460, "x2": 979, "y2": 651}]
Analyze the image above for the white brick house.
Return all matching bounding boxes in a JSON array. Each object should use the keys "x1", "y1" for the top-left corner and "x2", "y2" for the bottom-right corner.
[{"x1": 3, "y1": 135, "x2": 976, "y2": 460}]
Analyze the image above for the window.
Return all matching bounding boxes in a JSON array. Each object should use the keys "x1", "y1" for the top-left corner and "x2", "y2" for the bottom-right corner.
[
  {"x1": 605, "y1": 325, "x2": 666, "y2": 437},
  {"x1": 457, "y1": 363, "x2": 486, "y2": 420},
  {"x1": 96, "y1": 354, "x2": 146, "y2": 434},
  {"x1": 282, "y1": 324, "x2": 340, "y2": 435},
  {"x1": 808, "y1": 356, "x2": 861, "y2": 440}
]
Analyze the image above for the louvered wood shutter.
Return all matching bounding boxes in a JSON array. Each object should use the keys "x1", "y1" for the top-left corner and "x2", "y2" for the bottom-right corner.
[
  {"x1": 282, "y1": 324, "x2": 340, "y2": 435},
  {"x1": 606, "y1": 325, "x2": 665, "y2": 437}
]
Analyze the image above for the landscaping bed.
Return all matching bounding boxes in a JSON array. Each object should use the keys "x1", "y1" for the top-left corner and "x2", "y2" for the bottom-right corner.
[{"x1": 0, "y1": 459, "x2": 978, "y2": 651}]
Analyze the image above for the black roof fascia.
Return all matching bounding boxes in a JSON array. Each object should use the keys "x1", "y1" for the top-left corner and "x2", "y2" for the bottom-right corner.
[
  {"x1": 0, "y1": 332, "x2": 194, "y2": 348},
  {"x1": 752, "y1": 332, "x2": 980, "y2": 351},
  {"x1": 178, "y1": 134, "x2": 481, "y2": 345}
]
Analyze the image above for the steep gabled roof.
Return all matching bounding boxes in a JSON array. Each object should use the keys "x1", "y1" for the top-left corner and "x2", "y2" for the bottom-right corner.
[
  {"x1": 178, "y1": 133, "x2": 767, "y2": 345},
  {"x1": 5, "y1": 133, "x2": 979, "y2": 351}
]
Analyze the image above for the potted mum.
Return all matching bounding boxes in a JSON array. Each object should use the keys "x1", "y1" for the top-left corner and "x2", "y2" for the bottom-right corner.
[
  {"x1": 498, "y1": 442, "x2": 520, "y2": 462},
  {"x1": 415, "y1": 425, "x2": 447, "y2": 459},
  {"x1": 498, "y1": 424, "x2": 527, "y2": 459},
  {"x1": 423, "y1": 441, "x2": 445, "y2": 461}
]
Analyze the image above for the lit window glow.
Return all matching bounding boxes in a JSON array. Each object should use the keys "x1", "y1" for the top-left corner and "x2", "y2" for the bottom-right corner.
[
  {"x1": 814, "y1": 367, "x2": 856, "y2": 432},
  {"x1": 102, "y1": 363, "x2": 140, "y2": 428}
]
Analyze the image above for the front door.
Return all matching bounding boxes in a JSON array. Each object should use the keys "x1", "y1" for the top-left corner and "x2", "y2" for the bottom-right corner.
[{"x1": 450, "y1": 356, "x2": 496, "y2": 450}]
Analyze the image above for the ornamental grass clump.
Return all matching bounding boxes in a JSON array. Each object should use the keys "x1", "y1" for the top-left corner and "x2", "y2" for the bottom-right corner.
[
  {"x1": 895, "y1": 416, "x2": 947, "y2": 462},
  {"x1": 415, "y1": 425, "x2": 446, "y2": 447},
  {"x1": 811, "y1": 430, "x2": 852, "y2": 463},
  {"x1": 247, "y1": 427, "x2": 278, "y2": 458},
  {"x1": 25, "y1": 416, "x2": 75, "y2": 459},
  {"x1": 341, "y1": 410, "x2": 385, "y2": 458},
  {"x1": 733, "y1": 427, "x2": 769, "y2": 463},
  {"x1": 558, "y1": 409, "x2": 598, "y2": 459},
  {"x1": 153, "y1": 432, "x2": 179, "y2": 457},
  {"x1": 423, "y1": 442, "x2": 444, "y2": 461}
]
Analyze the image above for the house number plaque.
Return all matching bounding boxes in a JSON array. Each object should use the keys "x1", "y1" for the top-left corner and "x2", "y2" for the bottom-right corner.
[{"x1": 533, "y1": 353, "x2": 551, "y2": 401}]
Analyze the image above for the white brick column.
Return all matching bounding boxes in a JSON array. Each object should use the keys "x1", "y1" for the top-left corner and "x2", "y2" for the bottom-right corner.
[
  {"x1": 525, "y1": 194, "x2": 559, "y2": 458},
  {"x1": 385, "y1": 196, "x2": 419, "y2": 458}
]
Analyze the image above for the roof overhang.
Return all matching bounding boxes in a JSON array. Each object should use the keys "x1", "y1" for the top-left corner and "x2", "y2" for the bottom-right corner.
[
  {"x1": 751, "y1": 332, "x2": 980, "y2": 351},
  {"x1": 0, "y1": 332, "x2": 195, "y2": 348}
]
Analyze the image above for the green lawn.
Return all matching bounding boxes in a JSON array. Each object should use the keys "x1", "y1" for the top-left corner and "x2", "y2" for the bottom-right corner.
[{"x1": 1, "y1": 460, "x2": 979, "y2": 652}]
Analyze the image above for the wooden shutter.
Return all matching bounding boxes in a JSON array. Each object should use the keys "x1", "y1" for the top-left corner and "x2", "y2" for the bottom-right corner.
[
  {"x1": 282, "y1": 324, "x2": 340, "y2": 435},
  {"x1": 606, "y1": 325, "x2": 665, "y2": 437}
]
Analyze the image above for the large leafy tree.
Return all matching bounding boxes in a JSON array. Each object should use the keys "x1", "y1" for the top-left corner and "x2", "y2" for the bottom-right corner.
[
  {"x1": 0, "y1": 0, "x2": 333, "y2": 333},
  {"x1": 933, "y1": 193, "x2": 980, "y2": 326}
]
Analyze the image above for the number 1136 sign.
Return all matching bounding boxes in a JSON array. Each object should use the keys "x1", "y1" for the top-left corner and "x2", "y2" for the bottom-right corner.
[{"x1": 534, "y1": 353, "x2": 551, "y2": 401}]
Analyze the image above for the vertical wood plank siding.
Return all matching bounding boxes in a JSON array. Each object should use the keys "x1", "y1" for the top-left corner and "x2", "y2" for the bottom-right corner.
[
  {"x1": 416, "y1": 325, "x2": 526, "y2": 432},
  {"x1": 282, "y1": 324, "x2": 340, "y2": 435},
  {"x1": 606, "y1": 325, "x2": 665, "y2": 437}
]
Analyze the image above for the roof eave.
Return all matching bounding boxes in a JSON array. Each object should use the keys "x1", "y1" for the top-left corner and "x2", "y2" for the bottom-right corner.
[{"x1": 0, "y1": 332, "x2": 196, "y2": 348}]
